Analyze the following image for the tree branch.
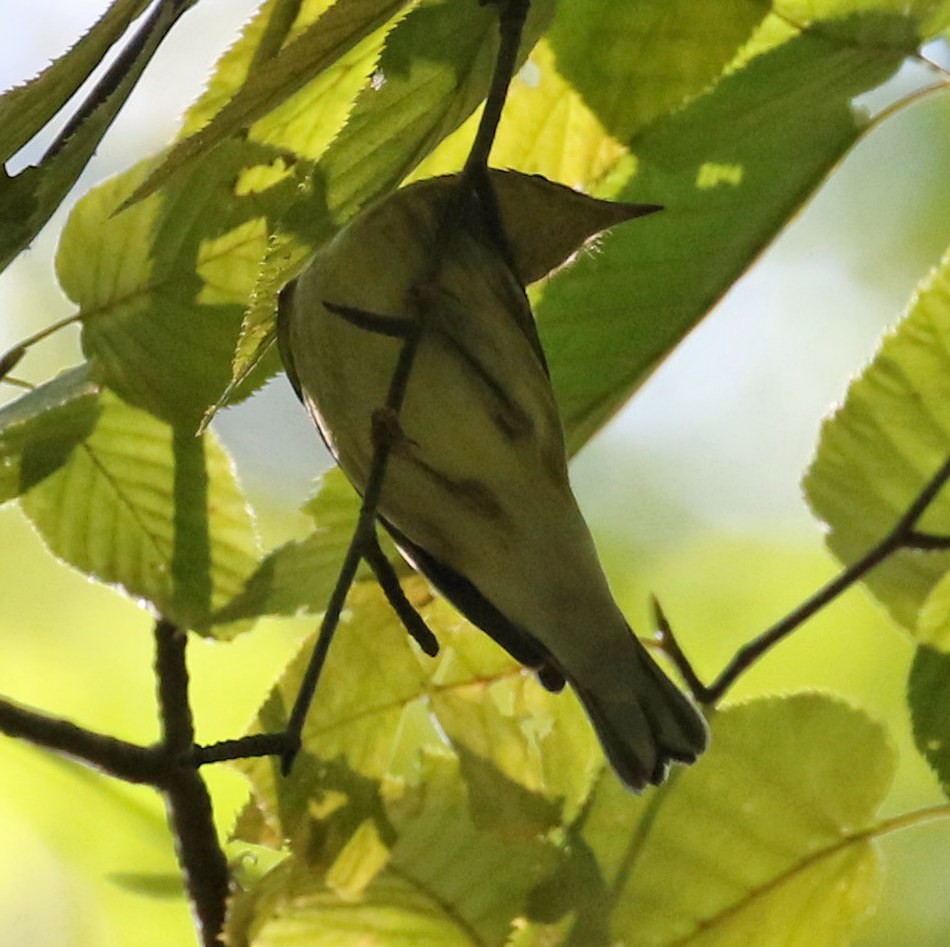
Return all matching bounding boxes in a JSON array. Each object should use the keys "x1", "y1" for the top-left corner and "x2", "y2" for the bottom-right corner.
[
  {"x1": 0, "y1": 696, "x2": 162, "y2": 782},
  {"x1": 153, "y1": 620, "x2": 230, "y2": 947},
  {"x1": 659, "y1": 451, "x2": 950, "y2": 704},
  {"x1": 1, "y1": 619, "x2": 232, "y2": 946}
]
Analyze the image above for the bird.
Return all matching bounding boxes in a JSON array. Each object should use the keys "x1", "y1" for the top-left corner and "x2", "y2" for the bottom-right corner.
[{"x1": 277, "y1": 173, "x2": 707, "y2": 790}]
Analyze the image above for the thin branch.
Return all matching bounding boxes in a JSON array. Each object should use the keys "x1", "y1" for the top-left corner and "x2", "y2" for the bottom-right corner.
[
  {"x1": 193, "y1": 732, "x2": 289, "y2": 767},
  {"x1": 904, "y1": 530, "x2": 950, "y2": 550},
  {"x1": 0, "y1": 695, "x2": 162, "y2": 782},
  {"x1": 280, "y1": 325, "x2": 423, "y2": 773},
  {"x1": 660, "y1": 452, "x2": 950, "y2": 705},
  {"x1": 465, "y1": 0, "x2": 530, "y2": 174},
  {"x1": 153, "y1": 620, "x2": 230, "y2": 947},
  {"x1": 0, "y1": 314, "x2": 81, "y2": 383},
  {"x1": 208, "y1": 0, "x2": 533, "y2": 776}
]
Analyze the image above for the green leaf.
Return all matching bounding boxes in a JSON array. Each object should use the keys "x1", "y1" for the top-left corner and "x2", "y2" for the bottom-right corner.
[
  {"x1": 20, "y1": 388, "x2": 260, "y2": 634},
  {"x1": 60, "y1": 149, "x2": 287, "y2": 428},
  {"x1": 534, "y1": 12, "x2": 919, "y2": 452},
  {"x1": 279, "y1": 0, "x2": 555, "y2": 249},
  {"x1": 0, "y1": 0, "x2": 149, "y2": 162},
  {"x1": 0, "y1": 0, "x2": 196, "y2": 272},
  {"x1": 412, "y1": 38, "x2": 627, "y2": 187},
  {"x1": 0, "y1": 365, "x2": 101, "y2": 504},
  {"x1": 235, "y1": 580, "x2": 437, "y2": 844},
  {"x1": 127, "y1": 0, "x2": 411, "y2": 207},
  {"x1": 804, "y1": 245, "x2": 950, "y2": 634},
  {"x1": 212, "y1": 468, "x2": 362, "y2": 623},
  {"x1": 776, "y1": 0, "x2": 950, "y2": 37},
  {"x1": 228, "y1": 752, "x2": 560, "y2": 947},
  {"x1": 421, "y1": 594, "x2": 602, "y2": 824},
  {"x1": 235, "y1": 570, "x2": 604, "y2": 846},
  {"x1": 200, "y1": 229, "x2": 311, "y2": 431},
  {"x1": 548, "y1": 0, "x2": 770, "y2": 144},
  {"x1": 908, "y1": 646, "x2": 950, "y2": 799},
  {"x1": 536, "y1": 694, "x2": 895, "y2": 945},
  {"x1": 228, "y1": 863, "x2": 471, "y2": 946}
]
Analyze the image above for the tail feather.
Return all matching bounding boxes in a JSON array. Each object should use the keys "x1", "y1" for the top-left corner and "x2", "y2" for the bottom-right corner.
[{"x1": 570, "y1": 639, "x2": 707, "y2": 791}]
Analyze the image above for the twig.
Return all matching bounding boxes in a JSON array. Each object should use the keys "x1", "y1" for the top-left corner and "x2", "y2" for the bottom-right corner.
[
  {"x1": 265, "y1": 0, "x2": 533, "y2": 774},
  {"x1": 0, "y1": 619, "x2": 231, "y2": 946},
  {"x1": 280, "y1": 324, "x2": 423, "y2": 773},
  {"x1": 153, "y1": 620, "x2": 230, "y2": 947},
  {"x1": 659, "y1": 451, "x2": 950, "y2": 705},
  {"x1": 0, "y1": 696, "x2": 162, "y2": 782},
  {"x1": 465, "y1": 0, "x2": 529, "y2": 175},
  {"x1": 364, "y1": 531, "x2": 440, "y2": 656}
]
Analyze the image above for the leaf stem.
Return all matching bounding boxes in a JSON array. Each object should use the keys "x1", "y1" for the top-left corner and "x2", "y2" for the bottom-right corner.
[{"x1": 0, "y1": 313, "x2": 82, "y2": 382}]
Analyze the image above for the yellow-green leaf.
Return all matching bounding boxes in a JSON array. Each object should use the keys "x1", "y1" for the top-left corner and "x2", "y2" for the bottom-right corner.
[
  {"x1": 542, "y1": 694, "x2": 895, "y2": 945},
  {"x1": 804, "y1": 244, "x2": 950, "y2": 635},
  {"x1": 20, "y1": 388, "x2": 260, "y2": 634},
  {"x1": 0, "y1": 365, "x2": 101, "y2": 504}
]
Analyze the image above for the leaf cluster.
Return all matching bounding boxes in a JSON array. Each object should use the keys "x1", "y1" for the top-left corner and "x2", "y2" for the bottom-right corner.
[{"x1": 3, "y1": 0, "x2": 950, "y2": 943}]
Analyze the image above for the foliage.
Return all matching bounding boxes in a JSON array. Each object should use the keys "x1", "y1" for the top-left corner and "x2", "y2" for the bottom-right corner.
[{"x1": 3, "y1": 0, "x2": 950, "y2": 944}]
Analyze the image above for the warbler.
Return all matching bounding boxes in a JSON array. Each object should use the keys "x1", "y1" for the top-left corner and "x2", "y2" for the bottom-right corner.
[{"x1": 278, "y1": 174, "x2": 707, "y2": 790}]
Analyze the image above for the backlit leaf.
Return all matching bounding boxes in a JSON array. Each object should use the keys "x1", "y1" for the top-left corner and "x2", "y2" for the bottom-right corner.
[
  {"x1": 536, "y1": 694, "x2": 895, "y2": 945},
  {"x1": 536, "y1": 11, "x2": 922, "y2": 452},
  {"x1": 20, "y1": 388, "x2": 259, "y2": 634},
  {"x1": 908, "y1": 646, "x2": 950, "y2": 799},
  {"x1": 0, "y1": 365, "x2": 100, "y2": 504},
  {"x1": 128, "y1": 0, "x2": 410, "y2": 206},
  {"x1": 804, "y1": 245, "x2": 950, "y2": 634}
]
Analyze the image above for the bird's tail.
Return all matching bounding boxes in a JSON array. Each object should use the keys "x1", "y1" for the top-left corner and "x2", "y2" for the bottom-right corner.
[{"x1": 568, "y1": 634, "x2": 707, "y2": 791}]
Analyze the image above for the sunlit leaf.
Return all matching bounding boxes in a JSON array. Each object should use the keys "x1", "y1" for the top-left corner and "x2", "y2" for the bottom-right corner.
[
  {"x1": 535, "y1": 12, "x2": 920, "y2": 452},
  {"x1": 59, "y1": 150, "x2": 286, "y2": 428},
  {"x1": 775, "y1": 0, "x2": 950, "y2": 36},
  {"x1": 534, "y1": 694, "x2": 895, "y2": 945},
  {"x1": 213, "y1": 468, "x2": 362, "y2": 623},
  {"x1": 412, "y1": 38, "x2": 628, "y2": 188},
  {"x1": 128, "y1": 0, "x2": 410, "y2": 206},
  {"x1": 294, "y1": 0, "x2": 555, "y2": 239},
  {"x1": 234, "y1": 568, "x2": 606, "y2": 846},
  {"x1": 20, "y1": 388, "x2": 259, "y2": 634},
  {"x1": 804, "y1": 245, "x2": 950, "y2": 634},
  {"x1": 422, "y1": 595, "x2": 601, "y2": 824},
  {"x1": 234, "y1": 580, "x2": 437, "y2": 844},
  {"x1": 0, "y1": 365, "x2": 100, "y2": 504},
  {"x1": 227, "y1": 752, "x2": 561, "y2": 947}
]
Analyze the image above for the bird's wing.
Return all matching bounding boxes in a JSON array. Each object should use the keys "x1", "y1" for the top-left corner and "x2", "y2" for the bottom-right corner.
[{"x1": 381, "y1": 515, "x2": 566, "y2": 693}]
